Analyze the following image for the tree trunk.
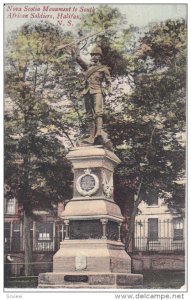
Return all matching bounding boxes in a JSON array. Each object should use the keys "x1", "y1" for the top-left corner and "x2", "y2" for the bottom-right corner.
[
  {"x1": 125, "y1": 199, "x2": 141, "y2": 251},
  {"x1": 23, "y1": 211, "x2": 33, "y2": 276},
  {"x1": 125, "y1": 177, "x2": 144, "y2": 251},
  {"x1": 125, "y1": 128, "x2": 156, "y2": 251}
]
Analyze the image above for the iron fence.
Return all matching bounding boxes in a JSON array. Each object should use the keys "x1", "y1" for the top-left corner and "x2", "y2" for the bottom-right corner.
[{"x1": 132, "y1": 219, "x2": 185, "y2": 253}]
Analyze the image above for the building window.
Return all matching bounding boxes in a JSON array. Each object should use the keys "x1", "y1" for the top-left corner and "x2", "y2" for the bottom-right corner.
[
  {"x1": 6, "y1": 198, "x2": 16, "y2": 214},
  {"x1": 4, "y1": 221, "x2": 21, "y2": 252},
  {"x1": 4, "y1": 222, "x2": 11, "y2": 252},
  {"x1": 173, "y1": 218, "x2": 184, "y2": 241},
  {"x1": 34, "y1": 223, "x2": 54, "y2": 251},
  {"x1": 148, "y1": 218, "x2": 158, "y2": 241},
  {"x1": 12, "y1": 222, "x2": 21, "y2": 252}
]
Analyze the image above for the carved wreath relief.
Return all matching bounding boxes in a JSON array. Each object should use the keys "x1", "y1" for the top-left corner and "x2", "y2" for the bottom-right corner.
[{"x1": 76, "y1": 169, "x2": 99, "y2": 196}]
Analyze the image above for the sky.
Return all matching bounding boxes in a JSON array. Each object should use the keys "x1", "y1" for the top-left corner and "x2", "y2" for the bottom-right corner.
[{"x1": 117, "y1": 4, "x2": 186, "y2": 27}]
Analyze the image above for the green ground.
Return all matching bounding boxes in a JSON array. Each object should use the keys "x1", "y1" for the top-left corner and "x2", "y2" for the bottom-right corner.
[
  {"x1": 4, "y1": 276, "x2": 38, "y2": 288},
  {"x1": 4, "y1": 271, "x2": 185, "y2": 289},
  {"x1": 142, "y1": 271, "x2": 185, "y2": 289}
]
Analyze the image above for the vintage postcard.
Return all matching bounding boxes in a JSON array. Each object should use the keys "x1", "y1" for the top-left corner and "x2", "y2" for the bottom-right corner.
[{"x1": 3, "y1": 1, "x2": 187, "y2": 297}]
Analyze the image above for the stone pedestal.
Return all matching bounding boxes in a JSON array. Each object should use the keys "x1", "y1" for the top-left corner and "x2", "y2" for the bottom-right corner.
[{"x1": 38, "y1": 145, "x2": 143, "y2": 288}]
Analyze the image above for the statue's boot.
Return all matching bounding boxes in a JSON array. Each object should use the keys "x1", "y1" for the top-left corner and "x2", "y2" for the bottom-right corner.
[
  {"x1": 94, "y1": 116, "x2": 103, "y2": 139},
  {"x1": 94, "y1": 116, "x2": 113, "y2": 150},
  {"x1": 95, "y1": 116, "x2": 109, "y2": 141},
  {"x1": 81, "y1": 120, "x2": 95, "y2": 145}
]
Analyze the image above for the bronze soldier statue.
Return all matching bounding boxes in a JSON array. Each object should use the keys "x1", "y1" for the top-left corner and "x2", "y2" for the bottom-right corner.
[{"x1": 72, "y1": 45, "x2": 112, "y2": 147}]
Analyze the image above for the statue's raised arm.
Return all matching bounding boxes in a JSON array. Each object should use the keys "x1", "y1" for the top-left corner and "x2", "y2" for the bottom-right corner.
[{"x1": 71, "y1": 45, "x2": 88, "y2": 71}]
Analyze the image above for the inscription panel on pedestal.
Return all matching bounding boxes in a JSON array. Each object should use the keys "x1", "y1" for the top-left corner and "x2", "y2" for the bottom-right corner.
[
  {"x1": 70, "y1": 220, "x2": 102, "y2": 239},
  {"x1": 64, "y1": 275, "x2": 88, "y2": 283}
]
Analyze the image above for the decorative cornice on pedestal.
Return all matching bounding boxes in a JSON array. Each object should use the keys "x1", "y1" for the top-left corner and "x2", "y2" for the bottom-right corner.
[
  {"x1": 62, "y1": 214, "x2": 123, "y2": 223},
  {"x1": 66, "y1": 145, "x2": 121, "y2": 168},
  {"x1": 69, "y1": 196, "x2": 115, "y2": 202},
  {"x1": 61, "y1": 199, "x2": 124, "y2": 222}
]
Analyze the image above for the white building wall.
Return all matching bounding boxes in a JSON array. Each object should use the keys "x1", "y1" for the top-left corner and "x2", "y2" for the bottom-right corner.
[{"x1": 134, "y1": 198, "x2": 184, "y2": 252}]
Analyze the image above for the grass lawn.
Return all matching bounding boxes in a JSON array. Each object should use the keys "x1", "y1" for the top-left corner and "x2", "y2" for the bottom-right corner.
[
  {"x1": 4, "y1": 271, "x2": 185, "y2": 289},
  {"x1": 142, "y1": 271, "x2": 185, "y2": 289},
  {"x1": 4, "y1": 276, "x2": 38, "y2": 288}
]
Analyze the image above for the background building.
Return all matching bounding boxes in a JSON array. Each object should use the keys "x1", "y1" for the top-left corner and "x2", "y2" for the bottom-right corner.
[
  {"x1": 4, "y1": 193, "x2": 185, "y2": 276},
  {"x1": 134, "y1": 194, "x2": 184, "y2": 252},
  {"x1": 131, "y1": 193, "x2": 185, "y2": 272},
  {"x1": 4, "y1": 197, "x2": 64, "y2": 276}
]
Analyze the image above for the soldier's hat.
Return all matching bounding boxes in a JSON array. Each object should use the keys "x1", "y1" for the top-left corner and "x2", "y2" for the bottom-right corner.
[{"x1": 90, "y1": 46, "x2": 103, "y2": 56}]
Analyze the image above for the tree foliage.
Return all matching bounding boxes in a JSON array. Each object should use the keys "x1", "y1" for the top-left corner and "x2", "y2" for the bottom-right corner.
[
  {"x1": 105, "y1": 19, "x2": 186, "y2": 248},
  {"x1": 5, "y1": 21, "x2": 74, "y2": 214},
  {"x1": 4, "y1": 21, "x2": 75, "y2": 274},
  {"x1": 78, "y1": 5, "x2": 131, "y2": 76}
]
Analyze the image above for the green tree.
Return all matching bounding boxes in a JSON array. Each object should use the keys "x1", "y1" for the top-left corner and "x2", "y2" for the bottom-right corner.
[
  {"x1": 105, "y1": 19, "x2": 186, "y2": 249},
  {"x1": 79, "y1": 5, "x2": 130, "y2": 76},
  {"x1": 4, "y1": 21, "x2": 74, "y2": 275}
]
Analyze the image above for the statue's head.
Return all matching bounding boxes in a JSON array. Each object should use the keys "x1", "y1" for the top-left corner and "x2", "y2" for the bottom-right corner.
[{"x1": 90, "y1": 46, "x2": 103, "y2": 63}]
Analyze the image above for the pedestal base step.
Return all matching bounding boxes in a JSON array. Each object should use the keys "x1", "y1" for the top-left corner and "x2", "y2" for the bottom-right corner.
[{"x1": 38, "y1": 272, "x2": 143, "y2": 289}]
